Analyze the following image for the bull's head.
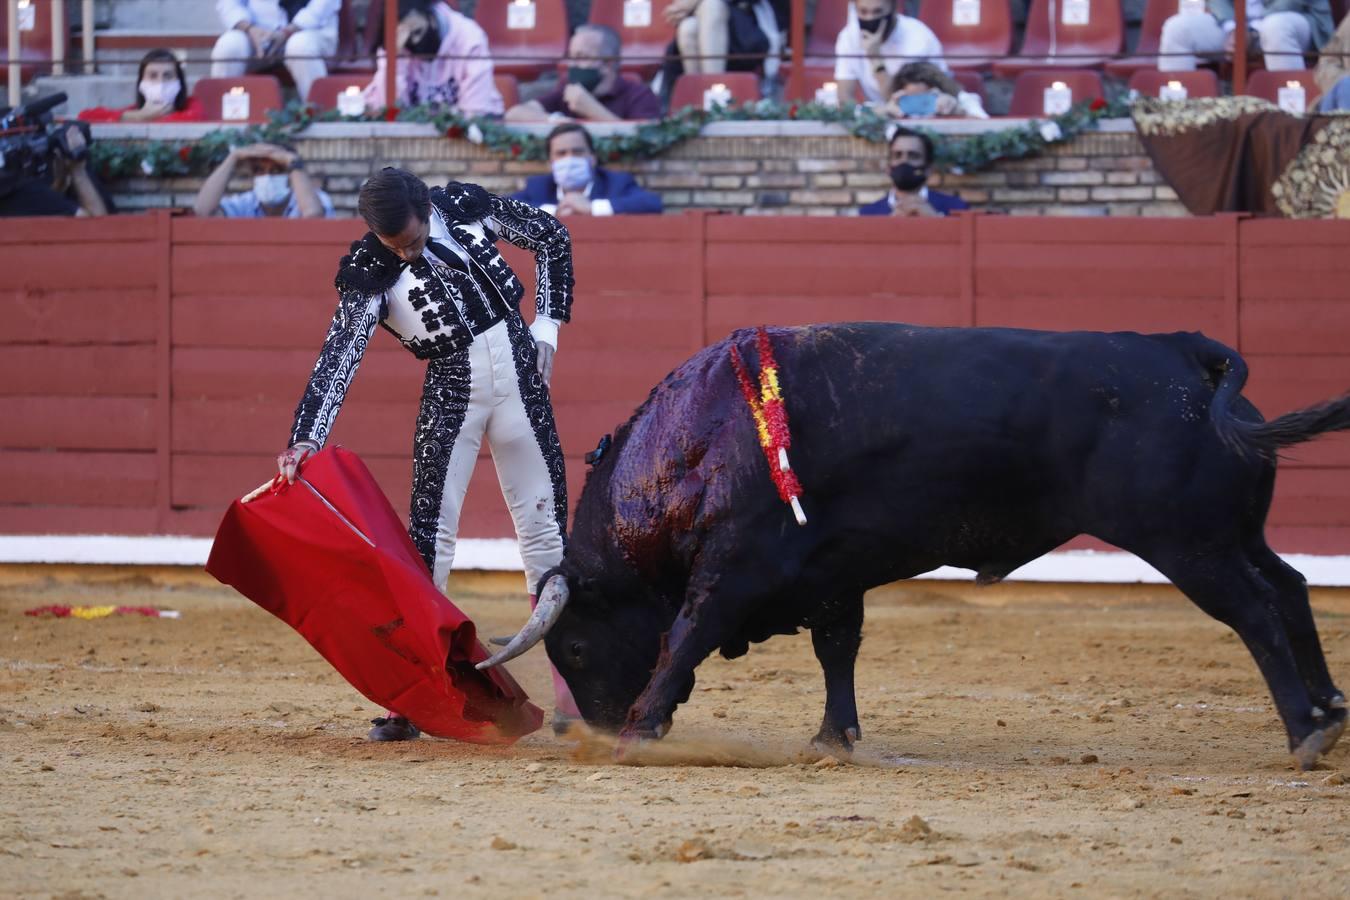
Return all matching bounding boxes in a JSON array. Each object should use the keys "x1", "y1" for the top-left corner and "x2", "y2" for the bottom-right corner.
[{"x1": 477, "y1": 571, "x2": 671, "y2": 730}]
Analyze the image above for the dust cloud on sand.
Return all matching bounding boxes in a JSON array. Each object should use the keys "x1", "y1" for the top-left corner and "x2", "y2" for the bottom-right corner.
[{"x1": 3, "y1": 571, "x2": 1350, "y2": 898}]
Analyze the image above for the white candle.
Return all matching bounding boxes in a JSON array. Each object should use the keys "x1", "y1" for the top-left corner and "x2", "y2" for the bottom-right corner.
[
  {"x1": 1159, "y1": 79, "x2": 1188, "y2": 102},
  {"x1": 337, "y1": 85, "x2": 365, "y2": 116},
  {"x1": 222, "y1": 85, "x2": 251, "y2": 121},
  {"x1": 703, "y1": 82, "x2": 732, "y2": 111},
  {"x1": 1277, "y1": 80, "x2": 1307, "y2": 113},
  {"x1": 815, "y1": 81, "x2": 840, "y2": 107},
  {"x1": 507, "y1": 0, "x2": 536, "y2": 30},
  {"x1": 1042, "y1": 81, "x2": 1072, "y2": 116}
]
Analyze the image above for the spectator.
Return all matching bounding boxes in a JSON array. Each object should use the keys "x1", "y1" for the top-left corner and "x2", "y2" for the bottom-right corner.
[
  {"x1": 835, "y1": 0, "x2": 947, "y2": 105},
  {"x1": 193, "y1": 142, "x2": 333, "y2": 218},
  {"x1": 512, "y1": 124, "x2": 662, "y2": 217},
  {"x1": 78, "y1": 49, "x2": 205, "y2": 123},
  {"x1": 1157, "y1": 0, "x2": 1333, "y2": 73},
  {"x1": 212, "y1": 0, "x2": 340, "y2": 102},
  {"x1": 662, "y1": 0, "x2": 787, "y2": 76},
  {"x1": 505, "y1": 25, "x2": 661, "y2": 123},
  {"x1": 1314, "y1": 13, "x2": 1350, "y2": 110},
  {"x1": 859, "y1": 126, "x2": 968, "y2": 217},
  {"x1": 363, "y1": 0, "x2": 503, "y2": 116},
  {"x1": 883, "y1": 62, "x2": 988, "y2": 119}
]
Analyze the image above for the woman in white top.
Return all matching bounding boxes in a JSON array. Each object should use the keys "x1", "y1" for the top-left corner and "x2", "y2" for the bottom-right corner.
[{"x1": 834, "y1": 0, "x2": 946, "y2": 104}]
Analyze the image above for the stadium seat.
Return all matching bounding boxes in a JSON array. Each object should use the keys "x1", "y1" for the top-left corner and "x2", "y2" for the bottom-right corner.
[
  {"x1": 992, "y1": 0, "x2": 1124, "y2": 76},
  {"x1": 307, "y1": 74, "x2": 371, "y2": 110},
  {"x1": 1127, "y1": 67, "x2": 1220, "y2": 98},
  {"x1": 1006, "y1": 69, "x2": 1105, "y2": 115},
  {"x1": 805, "y1": 0, "x2": 850, "y2": 68},
  {"x1": 474, "y1": 0, "x2": 569, "y2": 80},
  {"x1": 193, "y1": 76, "x2": 286, "y2": 123},
  {"x1": 1104, "y1": 0, "x2": 1177, "y2": 78},
  {"x1": 494, "y1": 73, "x2": 521, "y2": 109},
  {"x1": 916, "y1": 0, "x2": 1013, "y2": 71},
  {"x1": 1244, "y1": 69, "x2": 1322, "y2": 108},
  {"x1": 668, "y1": 72, "x2": 760, "y2": 111},
  {"x1": 0, "y1": 0, "x2": 62, "y2": 88},
  {"x1": 588, "y1": 0, "x2": 681, "y2": 78}
]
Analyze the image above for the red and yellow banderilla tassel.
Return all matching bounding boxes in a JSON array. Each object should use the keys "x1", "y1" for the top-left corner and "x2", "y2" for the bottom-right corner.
[{"x1": 729, "y1": 327, "x2": 808, "y2": 526}]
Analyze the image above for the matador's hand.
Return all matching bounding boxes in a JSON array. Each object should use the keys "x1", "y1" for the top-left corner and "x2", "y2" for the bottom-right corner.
[
  {"x1": 535, "y1": 341, "x2": 555, "y2": 386},
  {"x1": 276, "y1": 442, "x2": 317, "y2": 484}
]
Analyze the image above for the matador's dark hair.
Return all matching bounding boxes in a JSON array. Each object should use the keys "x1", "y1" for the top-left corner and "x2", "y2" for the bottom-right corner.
[{"x1": 357, "y1": 167, "x2": 430, "y2": 236}]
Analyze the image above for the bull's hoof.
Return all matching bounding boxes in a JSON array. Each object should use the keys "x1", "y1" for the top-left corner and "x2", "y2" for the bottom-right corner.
[
  {"x1": 367, "y1": 715, "x2": 420, "y2": 742},
  {"x1": 614, "y1": 723, "x2": 665, "y2": 762},
  {"x1": 812, "y1": 724, "x2": 860, "y2": 755},
  {"x1": 1291, "y1": 718, "x2": 1346, "y2": 771}
]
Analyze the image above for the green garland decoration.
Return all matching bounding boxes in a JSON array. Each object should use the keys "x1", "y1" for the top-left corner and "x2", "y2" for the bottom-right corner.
[{"x1": 89, "y1": 95, "x2": 1132, "y2": 181}]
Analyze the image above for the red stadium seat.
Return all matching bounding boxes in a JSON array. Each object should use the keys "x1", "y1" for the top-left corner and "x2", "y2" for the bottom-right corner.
[
  {"x1": 588, "y1": 0, "x2": 681, "y2": 78},
  {"x1": 307, "y1": 74, "x2": 371, "y2": 110},
  {"x1": 193, "y1": 76, "x2": 286, "y2": 123},
  {"x1": 474, "y1": 0, "x2": 569, "y2": 80},
  {"x1": 1244, "y1": 69, "x2": 1322, "y2": 108},
  {"x1": 1105, "y1": 0, "x2": 1179, "y2": 78},
  {"x1": 992, "y1": 0, "x2": 1124, "y2": 75},
  {"x1": 916, "y1": 0, "x2": 1013, "y2": 71},
  {"x1": 494, "y1": 73, "x2": 521, "y2": 109},
  {"x1": 668, "y1": 72, "x2": 760, "y2": 111},
  {"x1": 1006, "y1": 69, "x2": 1104, "y2": 116},
  {"x1": 0, "y1": 0, "x2": 63, "y2": 88},
  {"x1": 1127, "y1": 67, "x2": 1219, "y2": 98},
  {"x1": 805, "y1": 0, "x2": 851, "y2": 67}
]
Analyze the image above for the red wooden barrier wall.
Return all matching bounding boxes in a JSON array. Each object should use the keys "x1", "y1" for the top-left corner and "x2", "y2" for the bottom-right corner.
[{"x1": 3, "y1": 212, "x2": 1350, "y2": 553}]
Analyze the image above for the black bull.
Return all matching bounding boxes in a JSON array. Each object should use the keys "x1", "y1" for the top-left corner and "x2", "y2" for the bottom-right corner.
[{"x1": 515, "y1": 323, "x2": 1350, "y2": 768}]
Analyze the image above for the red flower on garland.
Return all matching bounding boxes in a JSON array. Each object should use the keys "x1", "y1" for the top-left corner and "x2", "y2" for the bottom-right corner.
[
  {"x1": 510, "y1": 144, "x2": 522, "y2": 157},
  {"x1": 607, "y1": 150, "x2": 620, "y2": 162},
  {"x1": 446, "y1": 124, "x2": 464, "y2": 139},
  {"x1": 178, "y1": 146, "x2": 191, "y2": 162},
  {"x1": 1089, "y1": 97, "x2": 1107, "y2": 111},
  {"x1": 788, "y1": 103, "x2": 799, "y2": 119}
]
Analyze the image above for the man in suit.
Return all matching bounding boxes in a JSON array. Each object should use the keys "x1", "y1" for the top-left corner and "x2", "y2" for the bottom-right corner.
[
  {"x1": 1158, "y1": 0, "x2": 1334, "y2": 72},
  {"x1": 859, "y1": 127, "x2": 969, "y2": 217},
  {"x1": 512, "y1": 124, "x2": 662, "y2": 217}
]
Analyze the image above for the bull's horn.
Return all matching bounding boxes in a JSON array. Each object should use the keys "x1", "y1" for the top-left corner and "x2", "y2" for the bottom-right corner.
[{"x1": 475, "y1": 574, "x2": 570, "y2": 670}]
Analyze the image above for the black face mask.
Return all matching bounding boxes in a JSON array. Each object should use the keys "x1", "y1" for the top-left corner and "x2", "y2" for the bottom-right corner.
[
  {"x1": 858, "y1": 15, "x2": 888, "y2": 33},
  {"x1": 890, "y1": 162, "x2": 928, "y2": 192},
  {"x1": 405, "y1": 26, "x2": 440, "y2": 56},
  {"x1": 567, "y1": 66, "x2": 604, "y2": 92}
]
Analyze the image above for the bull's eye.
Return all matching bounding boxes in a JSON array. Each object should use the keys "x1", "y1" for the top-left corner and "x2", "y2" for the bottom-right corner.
[{"x1": 568, "y1": 641, "x2": 585, "y2": 663}]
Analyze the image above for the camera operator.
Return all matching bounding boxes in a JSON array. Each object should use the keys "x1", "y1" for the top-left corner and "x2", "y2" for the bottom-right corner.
[{"x1": 0, "y1": 93, "x2": 109, "y2": 217}]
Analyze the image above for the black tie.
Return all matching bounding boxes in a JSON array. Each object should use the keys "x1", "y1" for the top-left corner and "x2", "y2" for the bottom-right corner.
[{"x1": 425, "y1": 239, "x2": 469, "y2": 274}]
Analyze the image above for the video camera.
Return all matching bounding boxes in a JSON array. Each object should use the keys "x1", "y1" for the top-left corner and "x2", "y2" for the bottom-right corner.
[{"x1": 0, "y1": 92, "x2": 91, "y2": 198}]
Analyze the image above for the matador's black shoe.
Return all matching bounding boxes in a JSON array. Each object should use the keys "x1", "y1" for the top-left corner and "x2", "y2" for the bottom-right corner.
[{"x1": 367, "y1": 715, "x2": 420, "y2": 742}]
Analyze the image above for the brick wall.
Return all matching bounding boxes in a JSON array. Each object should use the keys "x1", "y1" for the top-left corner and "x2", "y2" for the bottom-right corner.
[{"x1": 101, "y1": 124, "x2": 1185, "y2": 218}]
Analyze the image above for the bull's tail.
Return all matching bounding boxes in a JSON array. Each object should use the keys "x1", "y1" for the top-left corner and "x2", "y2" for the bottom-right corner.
[{"x1": 1209, "y1": 348, "x2": 1350, "y2": 459}]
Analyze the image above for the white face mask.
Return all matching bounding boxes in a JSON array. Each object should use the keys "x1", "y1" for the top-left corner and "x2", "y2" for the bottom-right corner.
[
  {"x1": 139, "y1": 79, "x2": 180, "y2": 108},
  {"x1": 253, "y1": 173, "x2": 292, "y2": 207},
  {"x1": 551, "y1": 155, "x2": 593, "y2": 192}
]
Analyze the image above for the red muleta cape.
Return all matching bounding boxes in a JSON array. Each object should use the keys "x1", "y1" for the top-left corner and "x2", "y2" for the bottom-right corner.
[{"x1": 206, "y1": 446, "x2": 542, "y2": 743}]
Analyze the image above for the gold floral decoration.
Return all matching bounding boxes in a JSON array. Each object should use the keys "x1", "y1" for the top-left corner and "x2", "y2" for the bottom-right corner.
[
  {"x1": 1132, "y1": 96, "x2": 1277, "y2": 137},
  {"x1": 1272, "y1": 118, "x2": 1350, "y2": 218}
]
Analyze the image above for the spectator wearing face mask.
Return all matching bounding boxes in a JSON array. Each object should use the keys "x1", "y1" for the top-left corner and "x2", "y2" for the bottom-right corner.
[
  {"x1": 192, "y1": 142, "x2": 333, "y2": 218},
  {"x1": 511, "y1": 124, "x2": 662, "y2": 217},
  {"x1": 78, "y1": 49, "x2": 205, "y2": 123},
  {"x1": 835, "y1": 0, "x2": 947, "y2": 106},
  {"x1": 859, "y1": 126, "x2": 968, "y2": 217},
  {"x1": 882, "y1": 62, "x2": 987, "y2": 119},
  {"x1": 505, "y1": 24, "x2": 661, "y2": 123},
  {"x1": 362, "y1": 0, "x2": 503, "y2": 116}
]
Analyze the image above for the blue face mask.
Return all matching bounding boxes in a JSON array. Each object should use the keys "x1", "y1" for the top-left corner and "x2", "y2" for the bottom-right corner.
[{"x1": 551, "y1": 155, "x2": 593, "y2": 191}]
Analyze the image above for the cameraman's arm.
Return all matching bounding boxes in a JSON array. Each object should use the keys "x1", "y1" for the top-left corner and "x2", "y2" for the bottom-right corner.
[
  {"x1": 194, "y1": 149, "x2": 243, "y2": 217},
  {"x1": 68, "y1": 160, "x2": 108, "y2": 217}
]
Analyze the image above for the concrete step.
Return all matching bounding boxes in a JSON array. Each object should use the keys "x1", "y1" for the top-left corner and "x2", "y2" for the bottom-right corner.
[{"x1": 24, "y1": 73, "x2": 133, "y2": 117}]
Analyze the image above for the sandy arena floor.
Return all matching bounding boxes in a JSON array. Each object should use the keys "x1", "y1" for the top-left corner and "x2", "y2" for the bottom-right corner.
[{"x1": 3, "y1": 568, "x2": 1349, "y2": 899}]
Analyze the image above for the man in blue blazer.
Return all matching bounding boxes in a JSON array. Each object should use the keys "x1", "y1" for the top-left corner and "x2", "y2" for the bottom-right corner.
[
  {"x1": 859, "y1": 127, "x2": 969, "y2": 217},
  {"x1": 512, "y1": 123, "x2": 662, "y2": 217}
]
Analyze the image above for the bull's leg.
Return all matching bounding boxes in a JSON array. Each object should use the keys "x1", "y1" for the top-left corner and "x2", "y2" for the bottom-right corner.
[
  {"x1": 1146, "y1": 546, "x2": 1331, "y2": 769},
  {"x1": 1245, "y1": 541, "x2": 1346, "y2": 748},
  {"x1": 619, "y1": 581, "x2": 747, "y2": 744},
  {"x1": 810, "y1": 595, "x2": 864, "y2": 753}
]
